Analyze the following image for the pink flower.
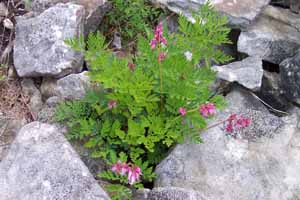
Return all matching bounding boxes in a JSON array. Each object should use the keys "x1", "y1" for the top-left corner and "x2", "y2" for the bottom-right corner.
[
  {"x1": 150, "y1": 39, "x2": 157, "y2": 49},
  {"x1": 127, "y1": 165, "x2": 142, "y2": 185},
  {"x1": 158, "y1": 52, "x2": 167, "y2": 62},
  {"x1": 199, "y1": 103, "x2": 216, "y2": 118},
  {"x1": 108, "y1": 100, "x2": 117, "y2": 109},
  {"x1": 228, "y1": 113, "x2": 237, "y2": 122},
  {"x1": 150, "y1": 23, "x2": 167, "y2": 49},
  {"x1": 179, "y1": 107, "x2": 187, "y2": 116},
  {"x1": 225, "y1": 122, "x2": 234, "y2": 133},
  {"x1": 224, "y1": 114, "x2": 251, "y2": 134},
  {"x1": 111, "y1": 161, "x2": 129, "y2": 175},
  {"x1": 235, "y1": 115, "x2": 251, "y2": 130},
  {"x1": 128, "y1": 62, "x2": 135, "y2": 71}
]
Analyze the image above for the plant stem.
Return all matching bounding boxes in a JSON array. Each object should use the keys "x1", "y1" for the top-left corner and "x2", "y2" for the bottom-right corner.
[
  {"x1": 158, "y1": 50, "x2": 164, "y2": 112},
  {"x1": 202, "y1": 119, "x2": 226, "y2": 131}
]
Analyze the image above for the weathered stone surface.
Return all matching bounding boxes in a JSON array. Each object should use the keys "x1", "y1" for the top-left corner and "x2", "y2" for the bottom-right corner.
[
  {"x1": 0, "y1": 117, "x2": 26, "y2": 162},
  {"x1": 258, "y1": 71, "x2": 290, "y2": 112},
  {"x1": 41, "y1": 71, "x2": 90, "y2": 100},
  {"x1": 0, "y1": 2, "x2": 8, "y2": 17},
  {"x1": 155, "y1": 87, "x2": 300, "y2": 200},
  {"x1": 0, "y1": 122, "x2": 110, "y2": 200},
  {"x1": 30, "y1": 0, "x2": 109, "y2": 36},
  {"x1": 14, "y1": 3, "x2": 84, "y2": 78},
  {"x1": 134, "y1": 187, "x2": 205, "y2": 200},
  {"x1": 280, "y1": 51, "x2": 300, "y2": 105},
  {"x1": 271, "y1": 0, "x2": 300, "y2": 14},
  {"x1": 153, "y1": 0, "x2": 270, "y2": 27},
  {"x1": 21, "y1": 78, "x2": 43, "y2": 118},
  {"x1": 290, "y1": 0, "x2": 300, "y2": 13},
  {"x1": 46, "y1": 96, "x2": 63, "y2": 107},
  {"x1": 238, "y1": 6, "x2": 300, "y2": 64},
  {"x1": 212, "y1": 56, "x2": 263, "y2": 91}
]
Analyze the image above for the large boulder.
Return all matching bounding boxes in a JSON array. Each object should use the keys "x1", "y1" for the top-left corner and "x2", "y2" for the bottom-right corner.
[
  {"x1": 134, "y1": 187, "x2": 205, "y2": 200},
  {"x1": 0, "y1": 122, "x2": 110, "y2": 200},
  {"x1": 14, "y1": 3, "x2": 84, "y2": 78},
  {"x1": 155, "y1": 87, "x2": 300, "y2": 200},
  {"x1": 153, "y1": 0, "x2": 270, "y2": 28},
  {"x1": 280, "y1": 51, "x2": 300, "y2": 105},
  {"x1": 238, "y1": 5, "x2": 300, "y2": 64},
  {"x1": 30, "y1": 0, "x2": 110, "y2": 36},
  {"x1": 212, "y1": 56, "x2": 263, "y2": 91}
]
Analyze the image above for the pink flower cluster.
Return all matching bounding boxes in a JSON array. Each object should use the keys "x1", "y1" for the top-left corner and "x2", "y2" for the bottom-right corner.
[
  {"x1": 199, "y1": 103, "x2": 217, "y2": 118},
  {"x1": 224, "y1": 114, "x2": 251, "y2": 133},
  {"x1": 150, "y1": 23, "x2": 167, "y2": 49},
  {"x1": 178, "y1": 102, "x2": 217, "y2": 118},
  {"x1": 178, "y1": 107, "x2": 187, "y2": 116},
  {"x1": 108, "y1": 100, "x2": 117, "y2": 109},
  {"x1": 128, "y1": 62, "x2": 135, "y2": 71},
  {"x1": 111, "y1": 161, "x2": 142, "y2": 185},
  {"x1": 158, "y1": 52, "x2": 167, "y2": 62}
]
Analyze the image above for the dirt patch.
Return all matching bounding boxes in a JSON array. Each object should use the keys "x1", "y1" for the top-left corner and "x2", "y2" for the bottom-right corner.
[
  {"x1": 0, "y1": 80, "x2": 33, "y2": 121},
  {"x1": 0, "y1": 0, "x2": 26, "y2": 64}
]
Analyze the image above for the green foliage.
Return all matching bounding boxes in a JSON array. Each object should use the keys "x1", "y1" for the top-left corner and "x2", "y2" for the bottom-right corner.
[
  {"x1": 102, "y1": 0, "x2": 165, "y2": 42},
  {"x1": 57, "y1": 3, "x2": 230, "y2": 199},
  {"x1": 176, "y1": 3, "x2": 232, "y2": 66},
  {"x1": 0, "y1": 64, "x2": 6, "y2": 82},
  {"x1": 105, "y1": 184, "x2": 132, "y2": 200}
]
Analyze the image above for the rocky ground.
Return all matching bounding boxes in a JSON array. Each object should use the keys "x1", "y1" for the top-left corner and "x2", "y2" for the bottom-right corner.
[{"x1": 0, "y1": 0, "x2": 300, "y2": 199}]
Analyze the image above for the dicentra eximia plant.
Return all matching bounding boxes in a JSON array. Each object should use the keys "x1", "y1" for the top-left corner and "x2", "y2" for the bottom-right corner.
[{"x1": 55, "y1": 3, "x2": 250, "y2": 200}]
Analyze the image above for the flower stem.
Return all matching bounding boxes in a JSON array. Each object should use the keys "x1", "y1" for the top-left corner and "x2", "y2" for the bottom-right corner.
[
  {"x1": 202, "y1": 120, "x2": 226, "y2": 131},
  {"x1": 158, "y1": 50, "x2": 164, "y2": 112}
]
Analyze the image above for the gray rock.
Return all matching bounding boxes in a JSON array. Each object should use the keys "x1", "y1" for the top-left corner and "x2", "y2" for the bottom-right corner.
[
  {"x1": 238, "y1": 6, "x2": 300, "y2": 64},
  {"x1": 41, "y1": 71, "x2": 90, "y2": 100},
  {"x1": 21, "y1": 78, "x2": 43, "y2": 118},
  {"x1": 280, "y1": 51, "x2": 300, "y2": 104},
  {"x1": 153, "y1": 0, "x2": 270, "y2": 28},
  {"x1": 30, "y1": 0, "x2": 110, "y2": 36},
  {"x1": 46, "y1": 96, "x2": 63, "y2": 107},
  {"x1": 14, "y1": 3, "x2": 84, "y2": 78},
  {"x1": 30, "y1": 0, "x2": 70, "y2": 12},
  {"x1": 155, "y1": 87, "x2": 300, "y2": 200},
  {"x1": 0, "y1": 2, "x2": 8, "y2": 17},
  {"x1": 0, "y1": 122, "x2": 110, "y2": 200},
  {"x1": 272, "y1": 0, "x2": 300, "y2": 13},
  {"x1": 290, "y1": 0, "x2": 300, "y2": 13},
  {"x1": 258, "y1": 71, "x2": 290, "y2": 112},
  {"x1": 0, "y1": 117, "x2": 26, "y2": 162},
  {"x1": 212, "y1": 56, "x2": 263, "y2": 91},
  {"x1": 134, "y1": 187, "x2": 205, "y2": 200},
  {"x1": 82, "y1": 0, "x2": 111, "y2": 36},
  {"x1": 37, "y1": 106, "x2": 56, "y2": 123}
]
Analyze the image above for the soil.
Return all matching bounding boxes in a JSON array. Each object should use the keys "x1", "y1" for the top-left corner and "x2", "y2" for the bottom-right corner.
[
  {"x1": 0, "y1": 80, "x2": 32, "y2": 120},
  {"x1": 0, "y1": 0, "x2": 29, "y2": 121},
  {"x1": 0, "y1": 0, "x2": 26, "y2": 63}
]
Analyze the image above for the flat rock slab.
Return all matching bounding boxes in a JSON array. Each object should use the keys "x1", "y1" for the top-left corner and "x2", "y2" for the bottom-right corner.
[
  {"x1": 154, "y1": 0, "x2": 270, "y2": 27},
  {"x1": 41, "y1": 71, "x2": 91, "y2": 100},
  {"x1": 280, "y1": 51, "x2": 300, "y2": 104},
  {"x1": 134, "y1": 187, "x2": 205, "y2": 200},
  {"x1": 0, "y1": 122, "x2": 109, "y2": 200},
  {"x1": 155, "y1": 87, "x2": 300, "y2": 200},
  {"x1": 14, "y1": 3, "x2": 84, "y2": 78},
  {"x1": 238, "y1": 6, "x2": 300, "y2": 64},
  {"x1": 213, "y1": 56, "x2": 263, "y2": 91}
]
